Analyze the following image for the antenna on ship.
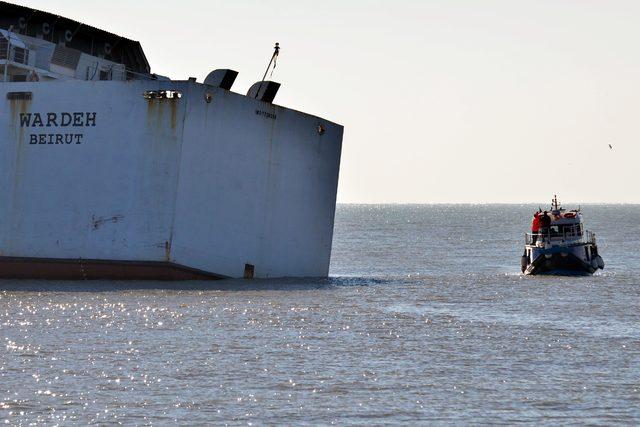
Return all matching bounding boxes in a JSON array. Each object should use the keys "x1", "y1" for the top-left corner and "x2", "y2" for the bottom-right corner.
[{"x1": 255, "y1": 42, "x2": 280, "y2": 98}]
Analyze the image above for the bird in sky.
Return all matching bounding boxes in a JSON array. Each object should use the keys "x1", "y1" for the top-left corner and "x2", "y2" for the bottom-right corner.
[{"x1": 609, "y1": 144, "x2": 613, "y2": 150}]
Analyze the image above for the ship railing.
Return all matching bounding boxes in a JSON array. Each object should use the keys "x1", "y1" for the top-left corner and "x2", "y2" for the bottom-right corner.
[
  {"x1": 525, "y1": 233, "x2": 545, "y2": 245},
  {"x1": 0, "y1": 42, "x2": 29, "y2": 65},
  {"x1": 1, "y1": 28, "x2": 30, "y2": 69},
  {"x1": 82, "y1": 63, "x2": 158, "y2": 81},
  {"x1": 525, "y1": 228, "x2": 596, "y2": 245},
  {"x1": 125, "y1": 68, "x2": 159, "y2": 81}
]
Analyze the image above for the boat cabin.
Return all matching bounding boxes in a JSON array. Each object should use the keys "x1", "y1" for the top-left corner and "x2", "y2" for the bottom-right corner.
[{"x1": 546, "y1": 213, "x2": 583, "y2": 241}]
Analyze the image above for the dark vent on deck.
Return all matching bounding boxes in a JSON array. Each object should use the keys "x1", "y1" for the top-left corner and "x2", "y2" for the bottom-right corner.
[
  {"x1": 204, "y1": 69, "x2": 239, "y2": 90},
  {"x1": 247, "y1": 81, "x2": 281, "y2": 103},
  {"x1": 6, "y1": 92, "x2": 32, "y2": 100},
  {"x1": 51, "y1": 45, "x2": 81, "y2": 69}
]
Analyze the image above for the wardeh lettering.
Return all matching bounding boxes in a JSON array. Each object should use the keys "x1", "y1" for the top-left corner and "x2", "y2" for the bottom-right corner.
[{"x1": 19, "y1": 112, "x2": 97, "y2": 145}]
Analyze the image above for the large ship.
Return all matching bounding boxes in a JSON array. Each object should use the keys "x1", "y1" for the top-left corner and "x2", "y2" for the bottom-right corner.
[{"x1": 0, "y1": 2, "x2": 343, "y2": 280}]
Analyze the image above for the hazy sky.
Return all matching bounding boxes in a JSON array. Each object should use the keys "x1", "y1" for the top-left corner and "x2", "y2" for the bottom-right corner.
[{"x1": 10, "y1": 0, "x2": 640, "y2": 203}]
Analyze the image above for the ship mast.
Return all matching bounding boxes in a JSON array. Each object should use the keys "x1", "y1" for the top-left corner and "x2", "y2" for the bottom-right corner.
[
  {"x1": 260, "y1": 42, "x2": 280, "y2": 83},
  {"x1": 254, "y1": 42, "x2": 280, "y2": 99}
]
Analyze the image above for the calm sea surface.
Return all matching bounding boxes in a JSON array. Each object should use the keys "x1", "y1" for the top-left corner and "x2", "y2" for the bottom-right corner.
[{"x1": 1, "y1": 205, "x2": 639, "y2": 425}]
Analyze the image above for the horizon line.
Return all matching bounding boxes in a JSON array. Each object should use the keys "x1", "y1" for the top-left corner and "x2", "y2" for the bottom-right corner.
[{"x1": 336, "y1": 202, "x2": 640, "y2": 205}]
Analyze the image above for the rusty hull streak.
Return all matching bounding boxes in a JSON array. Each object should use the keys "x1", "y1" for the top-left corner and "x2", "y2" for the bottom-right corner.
[
  {"x1": 146, "y1": 96, "x2": 158, "y2": 126},
  {"x1": 8, "y1": 98, "x2": 32, "y2": 252},
  {"x1": 164, "y1": 240, "x2": 171, "y2": 262},
  {"x1": 170, "y1": 96, "x2": 178, "y2": 130},
  {"x1": 146, "y1": 97, "x2": 180, "y2": 132},
  {"x1": 9, "y1": 98, "x2": 31, "y2": 146}
]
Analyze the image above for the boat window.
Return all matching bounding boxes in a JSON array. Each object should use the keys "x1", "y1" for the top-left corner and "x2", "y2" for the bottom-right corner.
[
  {"x1": 12, "y1": 46, "x2": 29, "y2": 64},
  {"x1": 549, "y1": 224, "x2": 582, "y2": 238}
]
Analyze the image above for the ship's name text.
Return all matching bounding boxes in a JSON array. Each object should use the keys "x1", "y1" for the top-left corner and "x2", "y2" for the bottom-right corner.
[
  {"x1": 19, "y1": 112, "x2": 96, "y2": 146},
  {"x1": 20, "y1": 112, "x2": 97, "y2": 128}
]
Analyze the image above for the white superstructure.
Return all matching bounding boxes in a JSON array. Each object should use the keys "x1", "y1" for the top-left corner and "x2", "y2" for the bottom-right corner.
[{"x1": 0, "y1": 2, "x2": 343, "y2": 280}]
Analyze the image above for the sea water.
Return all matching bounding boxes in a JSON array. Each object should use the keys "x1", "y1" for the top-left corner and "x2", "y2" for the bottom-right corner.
[{"x1": 1, "y1": 205, "x2": 639, "y2": 424}]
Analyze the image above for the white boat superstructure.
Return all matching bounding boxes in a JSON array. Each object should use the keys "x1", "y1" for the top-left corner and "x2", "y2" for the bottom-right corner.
[
  {"x1": 521, "y1": 196, "x2": 604, "y2": 276},
  {"x1": 0, "y1": 2, "x2": 343, "y2": 280}
]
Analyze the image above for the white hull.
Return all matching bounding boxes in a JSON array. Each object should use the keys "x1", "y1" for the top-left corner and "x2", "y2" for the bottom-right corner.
[{"x1": 0, "y1": 80, "x2": 343, "y2": 279}]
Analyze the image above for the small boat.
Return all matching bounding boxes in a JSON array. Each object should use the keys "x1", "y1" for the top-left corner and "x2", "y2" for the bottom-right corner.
[{"x1": 521, "y1": 196, "x2": 604, "y2": 276}]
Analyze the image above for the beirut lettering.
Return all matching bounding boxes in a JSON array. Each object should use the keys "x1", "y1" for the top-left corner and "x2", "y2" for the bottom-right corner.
[{"x1": 19, "y1": 112, "x2": 97, "y2": 145}]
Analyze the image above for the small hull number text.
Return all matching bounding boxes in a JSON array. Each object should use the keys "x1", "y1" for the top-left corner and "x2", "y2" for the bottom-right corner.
[{"x1": 255, "y1": 110, "x2": 276, "y2": 120}]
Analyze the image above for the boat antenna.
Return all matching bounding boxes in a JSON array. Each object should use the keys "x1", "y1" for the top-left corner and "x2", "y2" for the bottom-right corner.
[
  {"x1": 255, "y1": 42, "x2": 280, "y2": 98},
  {"x1": 553, "y1": 195, "x2": 559, "y2": 211}
]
